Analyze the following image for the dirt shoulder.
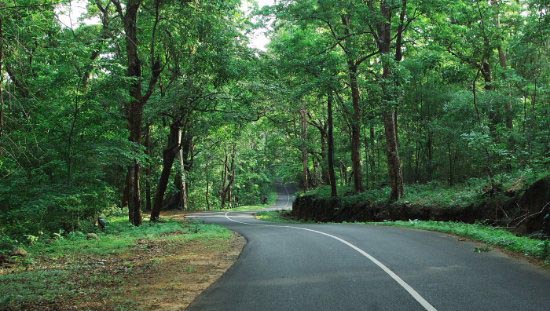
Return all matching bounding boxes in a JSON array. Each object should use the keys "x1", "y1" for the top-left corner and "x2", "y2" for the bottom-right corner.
[
  {"x1": 127, "y1": 231, "x2": 245, "y2": 311},
  {"x1": 0, "y1": 213, "x2": 245, "y2": 311}
]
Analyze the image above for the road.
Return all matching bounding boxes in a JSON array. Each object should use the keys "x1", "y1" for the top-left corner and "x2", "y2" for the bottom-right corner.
[{"x1": 186, "y1": 192, "x2": 550, "y2": 311}]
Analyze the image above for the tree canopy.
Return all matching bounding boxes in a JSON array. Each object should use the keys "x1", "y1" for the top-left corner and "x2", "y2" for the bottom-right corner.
[{"x1": 0, "y1": 0, "x2": 548, "y2": 237}]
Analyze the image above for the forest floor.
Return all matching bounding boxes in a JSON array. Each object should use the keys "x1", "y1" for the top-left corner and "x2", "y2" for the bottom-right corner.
[{"x1": 0, "y1": 213, "x2": 245, "y2": 311}]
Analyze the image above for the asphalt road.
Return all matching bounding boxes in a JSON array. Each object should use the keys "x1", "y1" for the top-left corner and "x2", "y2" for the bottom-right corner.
[{"x1": 187, "y1": 192, "x2": 550, "y2": 311}]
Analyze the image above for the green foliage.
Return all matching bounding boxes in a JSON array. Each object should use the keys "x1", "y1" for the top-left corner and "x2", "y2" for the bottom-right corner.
[
  {"x1": 1, "y1": 0, "x2": 548, "y2": 239},
  {"x1": 22, "y1": 216, "x2": 232, "y2": 259},
  {"x1": 305, "y1": 169, "x2": 548, "y2": 209},
  {"x1": 0, "y1": 269, "x2": 73, "y2": 306},
  {"x1": 255, "y1": 210, "x2": 302, "y2": 223}
]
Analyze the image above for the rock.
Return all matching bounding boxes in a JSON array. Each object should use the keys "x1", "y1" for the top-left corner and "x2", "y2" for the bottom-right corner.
[
  {"x1": 10, "y1": 247, "x2": 28, "y2": 257},
  {"x1": 162, "y1": 191, "x2": 182, "y2": 210},
  {"x1": 97, "y1": 218, "x2": 107, "y2": 230},
  {"x1": 86, "y1": 233, "x2": 100, "y2": 240},
  {"x1": 515, "y1": 177, "x2": 550, "y2": 235}
]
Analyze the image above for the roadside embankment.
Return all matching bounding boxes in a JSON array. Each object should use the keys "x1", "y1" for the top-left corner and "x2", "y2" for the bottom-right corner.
[{"x1": 292, "y1": 177, "x2": 550, "y2": 236}]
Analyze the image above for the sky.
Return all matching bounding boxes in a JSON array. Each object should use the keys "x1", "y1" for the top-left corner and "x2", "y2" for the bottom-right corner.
[
  {"x1": 244, "y1": 0, "x2": 277, "y2": 51},
  {"x1": 56, "y1": 0, "x2": 276, "y2": 51}
]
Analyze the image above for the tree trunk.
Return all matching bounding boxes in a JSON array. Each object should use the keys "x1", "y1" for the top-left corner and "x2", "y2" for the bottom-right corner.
[
  {"x1": 300, "y1": 108, "x2": 309, "y2": 190},
  {"x1": 220, "y1": 145, "x2": 236, "y2": 208},
  {"x1": 114, "y1": 0, "x2": 161, "y2": 225},
  {"x1": 327, "y1": 91, "x2": 337, "y2": 197},
  {"x1": 427, "y1": 128, "x2": 433, "y2": 181},
  {"x1": 127, "y1": 160, "x2": 142, "y2": 225},
  {"x1": 481, "y1": 60, "x2": 500, "y2": 141},
  {"x1": 347, "y1": 62, "x2": 364, "y2": 193},
  {"x1": 122, "y1": 0, "x2": 144, "y2": 226},
  {"x1": 383, "y1": 111, "x2": 404, "y2": 200},
  {"x1": 492, "y1": 0, "x2": 513, "y2": 131},
  {"x1": 150, "y1": 124, "x2": 180, "y2": 221},
  {"x1": 145, "y1": 125, "x2": 152, "y2": 211},
  {"x1": 177, "y1": 128, "x2": 189, "y2": 210},
  {"x1": 229, "y1": 148, "x2": 236, "y2": 207},
  {"x1": 364, "y1": 133, "x2": 369, "y2": 184},
  {"x1": 319, "y1": 128, "x2": 329, "y2": 185},
  {"x1": 369, "y1": 126, "x2": 376, "y2": 187},
  {"x1": 379, "y1": 1, "x2": 404, "y2": 201},
  {"x1": 122, "y1": 174, "x2": 130, "y2": 208},
  {"x1": 127, "y1": 110, "x2": 143, "y2": 225},
  {"x1": 220, "y1": 152, "x2": 228, "y2": 208},
  {"x1": 205, "y1": 157, "x2": 211, "y2": 210},
  {"x1": 339, "y1": 13, "x2": 364, "y2": 193},
  {"x1": 448, "y1": 143, "x2": 454, "y2": 186}
]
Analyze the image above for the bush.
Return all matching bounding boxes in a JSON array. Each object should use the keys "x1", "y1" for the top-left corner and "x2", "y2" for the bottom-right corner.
[{"x1": 0, "y1": 184, "x2": 115, "y2": 239}]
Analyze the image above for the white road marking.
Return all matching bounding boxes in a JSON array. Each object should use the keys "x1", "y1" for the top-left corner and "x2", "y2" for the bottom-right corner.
[{"x1": 221, "y1": 211, "x2": 437, "y2": 311}]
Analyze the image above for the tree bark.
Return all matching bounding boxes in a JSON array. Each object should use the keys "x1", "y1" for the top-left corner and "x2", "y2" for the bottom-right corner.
[
  {"x1": 177, "y1": 128, "x2": 189, "y2": 210},
  {"x1": 205, "y1": 156, "x2": 211, "y2": 210},
  {"x1": 319, "y1": 127, "x2": 329, "y2": 185},
  {"x1": 124, "y1": 0, "x2": 144, "y2": 226},
  {"x1": 382, "y1": 111, "x2": 404, "y2": 200},
  {"x1": 300, "y1": 108, "x2": 309, "y2": 190},
  {"x1": 150, "y1": 124, "x2": 180, "y2": 221},
  {"x1": 144, "y1": 125, "x2": 152, "y2": 211},
  {"x1": 492, "y1": 0, "x2": 513, "y2": 131},
  {"x1": 220, "y1": 152, "x2": 228, "y2": 208},
  {"x1": 480, "y1": 59, "x2": 501, "y2": 142},
  {"x1": 113, "y1": 0, "x2": 161, "y2": 225},
  {"x1": 327, "y1": 91, "x2": 337, "y2": 197},
  {"x1": 220, "y1": 144, "x2": 236, "y2": 208},
  {"x1": 369, "y1": 126, "x2": 376, "y2": 187},
  {"x1": 347, "y1": 62, "x2": 364, "y2": 193},
  {"x1": 339, "y1": 13, "x2": 364, "y2": 193},
  {"x1": 379, "y1": 0, "x2": 404, "y2": 201}
]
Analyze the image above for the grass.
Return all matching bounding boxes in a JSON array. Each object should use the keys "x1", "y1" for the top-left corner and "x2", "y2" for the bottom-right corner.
[
  {"x1": 372, "y1": 220, "x2": 549, "y2": 263},
  {"x1": 0, "y1": 216, "x2": 233, "y2": 309},
  {"x1": 19, "y1": 216, "x2": 231, "y2": 259},
  {"x1": 255, "y1": 210, "x2": 303, "y2": 223}
]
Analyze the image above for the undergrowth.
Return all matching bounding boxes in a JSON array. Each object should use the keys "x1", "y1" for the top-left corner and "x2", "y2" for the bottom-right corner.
[{"x1": 303, "y1": 169, "x2": 548, "y2": 208}]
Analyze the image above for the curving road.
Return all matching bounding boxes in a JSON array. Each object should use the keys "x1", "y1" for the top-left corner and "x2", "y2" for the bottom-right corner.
[{"x1": 186, "y1": 191, "x2": 550, "y2": 311}]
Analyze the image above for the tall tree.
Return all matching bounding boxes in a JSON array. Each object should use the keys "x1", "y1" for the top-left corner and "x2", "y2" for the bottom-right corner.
[{"x1": 112, "y1": 0, "x2": 162, "y2": 225}]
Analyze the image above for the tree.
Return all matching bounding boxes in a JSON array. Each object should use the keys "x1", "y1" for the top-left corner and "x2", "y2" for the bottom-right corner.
[{"x1": 111, "y1": 0, "x2": 162, "y2": 225}]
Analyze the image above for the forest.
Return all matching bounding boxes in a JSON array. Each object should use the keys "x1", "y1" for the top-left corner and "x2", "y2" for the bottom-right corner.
[{"x1": 0, "y1": 0, "x2": 548, "y2": 240}]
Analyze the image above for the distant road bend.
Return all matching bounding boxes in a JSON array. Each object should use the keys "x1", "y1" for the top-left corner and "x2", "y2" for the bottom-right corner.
[{"x1": 187, "y1": 190, "x2": 550, "y2": 311}]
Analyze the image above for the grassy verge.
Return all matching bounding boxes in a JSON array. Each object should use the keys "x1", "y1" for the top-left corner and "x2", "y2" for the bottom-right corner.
[
  {"x1": 0, "y1": 215, "x2": 237, "y2": 310},
  {"x1": 373, "y1": 220, "x2": 549, "y2": 264},
  {"x1": 255, "y1": 210, "x2": 304, "y2": 224}
]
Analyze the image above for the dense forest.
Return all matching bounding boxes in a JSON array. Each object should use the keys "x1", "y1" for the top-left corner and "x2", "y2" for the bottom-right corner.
[{"x1": 0, "y1": 0, "x2": 548, "y2": 239}]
